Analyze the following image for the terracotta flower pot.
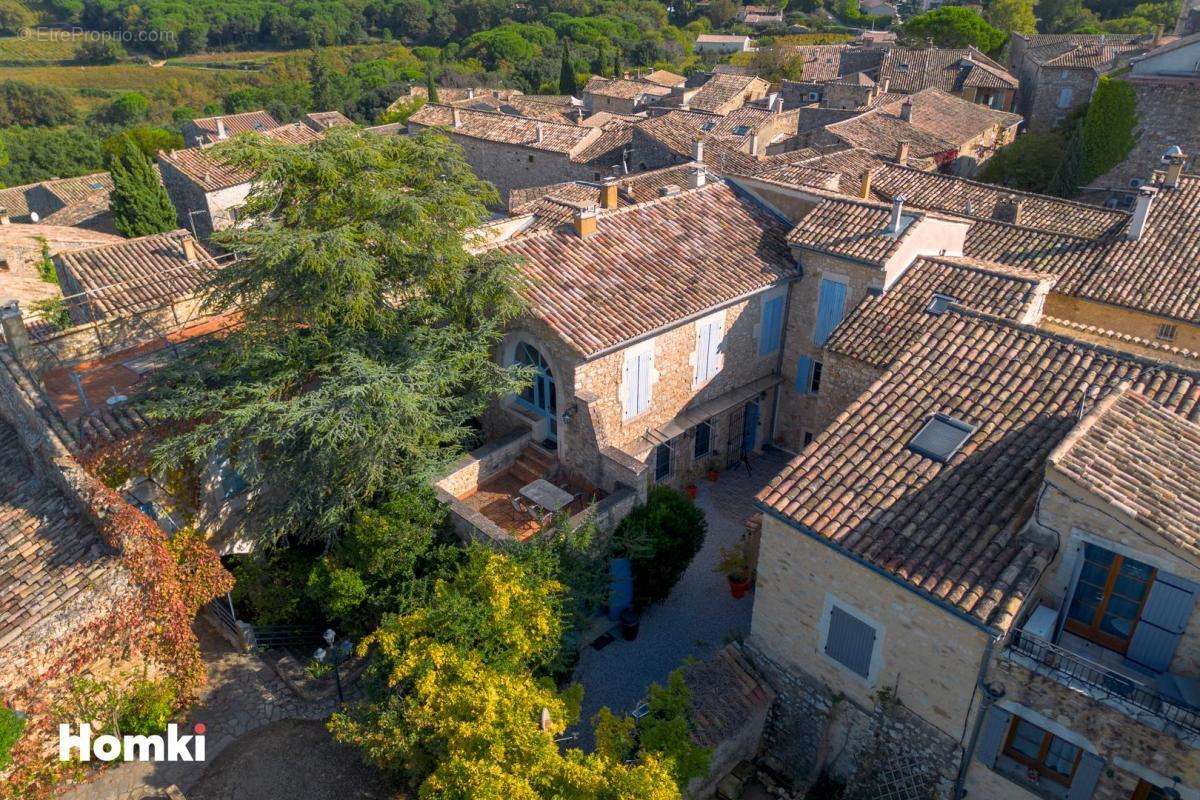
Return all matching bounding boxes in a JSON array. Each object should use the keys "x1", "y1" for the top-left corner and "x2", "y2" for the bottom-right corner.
[
  {"x1": 685, "y1": 484, "x2": 698, "y2": 499},
  {"x1": 707, "y1": 469, "x2": 720, "y2": 482},
  {"x1": 728, "y1": 574, "x2": 752, "y2": 599}
]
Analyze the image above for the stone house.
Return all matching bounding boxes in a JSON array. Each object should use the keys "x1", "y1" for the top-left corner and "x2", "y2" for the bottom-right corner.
[
  {"x1": 1008, "y1": 33, "x2": 1155, "y2": 131},
  {"x1": 158, "y1": 122, "x2": 322, "y2": 240},
  {"x1": 0, "y1": 172, "x2": 116, "y2": 232},
  {"x1": 694, "y1": 34, "x2": 753, "y2": 55},
  {"x1": 436, "y1": 176, "x2": 799, "y2": 542},
  {"x1": 750, "y1": 308, "x2": 1200, "y2": 799},
  {"x1": 405, "y1": 104, "x2": 628, "y2": 202},
  {"x1": 738, "y1": 4, "x2": 784, "y2": 25},
  {"x1": 582, "y1": 76, "x2": 675, "y2": 115},
  {"x1": 181, "y1": 109, "x2": 279, "y2": 147},
  {"x1": 877, "y1": 46, "x2": 1019, "y2": 111},
  {"x1": 683, "y1": 74, "x2": 772, "y2": 116}
]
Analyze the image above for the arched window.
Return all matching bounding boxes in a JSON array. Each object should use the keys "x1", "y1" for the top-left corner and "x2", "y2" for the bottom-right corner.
[{"x1": 515, "y1": 342, "x2": 557, "y2": 432}]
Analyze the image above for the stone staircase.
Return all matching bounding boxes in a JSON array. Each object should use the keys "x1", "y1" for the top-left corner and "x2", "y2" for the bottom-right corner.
[{"x1": 509, "y1": 443, "x2": 559, "y2": 485}]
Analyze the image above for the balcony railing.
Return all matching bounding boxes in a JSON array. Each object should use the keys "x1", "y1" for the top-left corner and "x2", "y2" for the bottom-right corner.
[{"x1": 1008, "y1": 631, "x2": 1200, "y2": 737}]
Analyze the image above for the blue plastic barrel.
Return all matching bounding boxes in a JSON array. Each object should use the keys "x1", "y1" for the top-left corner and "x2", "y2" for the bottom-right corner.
[{"x1": 609, "y1": 557, "x2": 633, "y2": 621}]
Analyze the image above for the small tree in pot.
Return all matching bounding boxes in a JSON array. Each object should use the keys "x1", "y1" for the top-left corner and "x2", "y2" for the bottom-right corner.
[{"x1": 715, "y1": 545, "x2": 751, "y2": 598}]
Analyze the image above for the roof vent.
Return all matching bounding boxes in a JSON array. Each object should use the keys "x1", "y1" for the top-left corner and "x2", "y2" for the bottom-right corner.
[
  {"x1": 908, "y1": 413, "x2": 975, "y2": 462},
  {"x1": 889, "y1": 194, "x2": 906, "y2": 234},
  {"x1": 899, "y1": 99, "x2": 913, "y2": 122},
  {"x1": 658, "y1": 185, "x2": 681, "y2": 197},
  {"x1": 1163, "y1": 144, "x2": 1187, "y2": 188},
  {"x1": 1127, "y1": 187, "x2": 1156, "y2": 241}
]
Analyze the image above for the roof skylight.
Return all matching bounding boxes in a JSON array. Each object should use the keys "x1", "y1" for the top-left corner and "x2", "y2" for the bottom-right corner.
[
  {"x1": 926, "y1": 293, "x2": 956, "y2": 314},
  {"x1": 908, "y1": 414, "x2": 975, "y2": 462}
]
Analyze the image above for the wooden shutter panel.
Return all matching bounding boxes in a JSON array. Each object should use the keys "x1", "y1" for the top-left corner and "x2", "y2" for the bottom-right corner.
[
  {"x1": 796, "y1": 356, "x2": 813, "y2": 393},
  {"x1": 695, "y1": 323, "x2": 711, "y2": 384},
  {"x1": 759, "y1": 296, "x2": 783, "y2": 356},
  {"x1": 813, "y1": 279, "x2": 848, "y2": 346},
  {"x1": 974, "y1": 706, "x2": 1012, "y2": 768},
  {"x1": 825, "y1": 605, "x2": 875, "y2": 678},
  {"x1": 706, "y1": 321, "x2": 722, "y2": 378},
  {"x1": 1066, "y1": 751, "x2": 1104, "y2": 800},
  {"x1": 636, "y1": 351, "x2": 652, "y2": 415},
  {"x1": 1128, "y1": 573, "x2": 1197, "y2": 673},
  {"x1": 623, "y1": 354, "x2": 637, "y2": 419}
]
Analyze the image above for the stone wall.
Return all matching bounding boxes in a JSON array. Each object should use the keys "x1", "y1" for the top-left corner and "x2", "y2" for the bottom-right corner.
[
  {"x1": 1045, "y1": 291, "x2": 1200, "y2": 354},
  {"x1": 1023, "y1": 66, "x2": 1097, "y2": 132}
]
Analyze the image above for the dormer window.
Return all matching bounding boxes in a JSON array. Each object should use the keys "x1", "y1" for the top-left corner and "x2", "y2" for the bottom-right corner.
[
  {"x1": 701, "y1": 120, "x2": 717, "y2": 131},
  {"x1": 926, "y1": 293, "x2": 956, "y2": 314},
  {"x1": 908, "y1": 414, "x2": 975, "y2": 462},
  {"x1": 732, "y1": 125, "x2": 752, "y2": 136},
  {"x1": 898, "y1": 63, "x2": 909, "y2": 73}
]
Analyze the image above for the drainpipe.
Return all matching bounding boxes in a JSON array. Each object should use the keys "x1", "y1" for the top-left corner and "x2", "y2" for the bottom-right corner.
[{"x1": 954, "y1": 634, "x2": 1004, "y2": 800}]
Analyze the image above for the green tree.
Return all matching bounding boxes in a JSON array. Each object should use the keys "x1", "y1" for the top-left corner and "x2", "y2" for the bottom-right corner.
[
  {"x1": 106, "y1": 134, "x2": 178, "y2": 238},
  {"x1": 0, "y1": 0, "x2": 33, "y2": 35},
  {"x1": 74, "y1": 37, "x2": 125, "y2": 64},
  {"x1": 611, "y1": 486, "x2": 707, "y2": 607},
  {"x1": 102, "y1": 126, "x2": 183, "y2": 160},
  {"x1": 977, "y1": 129, "x2": 1070, "y2": 194},
  {"x1": 1078, "y1": 76, "x2": 1139, "y2": 185},
  {"x1": 708, "y1": 0, "x2": 739, "y2": 27},
  {"x1": 986, "y1": 0, "x2": 1037, "y2": 35},
  {"x1": 1036, "y1": 0, "x2": 1096, "y2": 32},
  {"x1": 0, "y1": 80, "x2": 75, "y2": 127},
  {"x1": 98, "y1": 92, "x2": 150, "y2": 125},
  {"x1": 559, "y1": 40, "x2": 579, "y2": 95},
  {"x1": 425, "y1": 67, "x2": 439, "y2": 102},
  {"x1": 146, "y1": 128, "x2": 527, "y2": 547},
  {"x1": 308, "y1": 51, "x2": 346, "y2": 113},
  {"x1": 901, "y1": 7, "x2": 1006, "y2": 52},
  {"x1": 328, "y1": 547, "x2": 685, "y2": 800}
]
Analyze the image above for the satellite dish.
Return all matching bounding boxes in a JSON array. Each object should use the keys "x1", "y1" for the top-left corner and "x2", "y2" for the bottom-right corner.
[{"x1": 29, "y1": 212, "x2": 39, "y2": 222}]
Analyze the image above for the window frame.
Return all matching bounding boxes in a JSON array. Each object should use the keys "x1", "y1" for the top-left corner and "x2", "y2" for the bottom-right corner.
[
  {"x1": 819, "y1": 594, "x2": 883, "y2": 685},
  {"x1": 1001, "y1": 717, "x2": 1082, "y2": 787},
  {"x1": 907, "y1": 413, "x2": 975, "y2": 462},
  {"x1": 693, "y1": 421, "x2": 712, "y2": 460},
  {"x1": 654, "y1": 442, "x2": 672, "y2": 482},
  {"x1": 1064, "y1": 543, "x2": 1156, "y2": 654},
  {"x1": 758, "y1": 290, "x2": 786, "y2": 357}
]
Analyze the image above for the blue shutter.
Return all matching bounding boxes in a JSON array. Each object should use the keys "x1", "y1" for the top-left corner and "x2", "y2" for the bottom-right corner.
[
  {"x1": 825, "y1": 605, "x2": 875, "y2": 679},
  {"x1": 813, "y1": 279, "x2": 848, "y2": 346},
  {"x1": 695, "y1": 323, "x2": 712, "y2": 384},
  {"x1": 795, "y1": 355, "x2": 813, "y2": 394},
  {"x1": 974, "y1": 706, "x2": 1012, "y2": 768},
  {"x1": 1067, "y1": 751, "x2": 1104, "y2": 800},
  {"x1": 759, "y1": 295, "x2": 783, "y2": 356},
  {"x1": 706, "y1": 321, "x2": 722, "y2": 378},
  {"x1": 1127, "y1": 573, "x2": 1197, "y2": 673},
  {"x1": 636, "y1": 351, "x2": 652, "y2": 415}
]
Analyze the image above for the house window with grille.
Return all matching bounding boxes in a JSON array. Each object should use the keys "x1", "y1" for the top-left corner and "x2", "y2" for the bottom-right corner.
[
  {"x1": 693, "y1": 421, "x2": 712, "y2": 459},
  {"x1": 822, "y1": 599, "x2": 879, "y2": 681},
  {"x1": 1157, "y1": 323, "x2": 1178, "y2": 342},
  {"x1": 654, "y1": 443, "x2": 672, "y2": 482}
]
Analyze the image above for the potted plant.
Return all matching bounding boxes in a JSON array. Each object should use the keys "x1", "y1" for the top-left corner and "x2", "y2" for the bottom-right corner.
[
  {"x1": 706, "y1": 466, "x2": 720, "y2": 482},
  {"x1": 716, "y1": 545, "x2": 752, "y2": 598},
  {"x1": 685, "y1": 484, "x2": 698, "y2": 499}
]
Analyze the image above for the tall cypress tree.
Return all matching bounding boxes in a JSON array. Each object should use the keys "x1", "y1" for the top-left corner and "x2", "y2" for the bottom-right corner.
[
  {"x1": 559, "y1": 41, "x2": 578, "y2": 96},
  {"x1": 108, "y1": 134, "x2": 177, "y2": 238},
  {"x1": 425, "y1": 68, "x2": 439, "y2": 103},
  {"x1": 612, "y1": 47, "x2": 622, "y2": 78}
]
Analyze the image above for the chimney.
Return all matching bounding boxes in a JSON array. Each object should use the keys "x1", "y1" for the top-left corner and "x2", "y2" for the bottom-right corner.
[
  {"x1": 452, "y1": 107, "x2": 462, "y2": 128},
  {"x1": 573, "y1": 206, "x2": 598, "y2": 237},
  {"x1": 536, "y1": 123, "x2": 544, "y2": 143},
  {"x1": 889, "y1": 195, "x2": 906, "y2": 234},
  {"x1": 658, "y1": 185, "x2": 681, "y2": 197},
  {"x1": 993, "y1": 194, "x2": 1025, "y2": 225},
  {"x1": 0, "y1": 207, "x2": 9, "y2": 225},
  {"x1": 693, "y1": 138, "x2": 704, "y2": 164},
  {"x1": 895, "y1": 140, "x2": 910, "y2": 166},
  {"x1": 750, "y1": 134, "x2": 761, "y2": 156},
  {"x1": 767, "y1": 92, "x2": 780, "y2": 111},
  {"x1": 468, "y1": 87, "x2": 475, "y2": 99},
  {"x1": 879, "y1": 77, "x2": 890, "y2": 94},
  {"x1": 0, "y1": 299, "x2": 32, "y2": 366},
  {"x1": 216, "y1": 117, "x2": 227, "y2": 140},
  {"x1": 182, "y1": 237, "x2": 198, "y2": 263},
  {"x1": 858, "y1": 168, "x2": 873, "y2": 199},
  {"x1": 1127, "y1": 187, "x2": 1156, "y2": 241},
  {"x1": 689, "y1": 164, "x2": 707, "y2": 189},
  {"x1": 600, "y1": 177, "x2": 619, "y2": 209},
  {"x1": 899, "y1": 99, "x2": 913, "y2": 122},
  {"x1": 1163, "y1": 145, "x2": 1186, "y2": 188}
]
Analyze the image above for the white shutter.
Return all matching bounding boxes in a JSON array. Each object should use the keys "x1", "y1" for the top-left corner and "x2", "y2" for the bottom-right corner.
[
  {"x1": 694, "y1": 322, "x2": 712, "y2": 386},
  {"x1": 623, "y1": 354, "x2": 636, "y2": 420},
  {"x1": 637, "y1": 351, "x2": 652, "y2": 414},
  {"x1": 706, "y1": 321, "x2": 722, "y2": 379}
]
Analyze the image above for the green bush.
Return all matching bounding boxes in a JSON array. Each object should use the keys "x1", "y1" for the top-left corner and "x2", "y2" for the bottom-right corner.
[
  {"x1": 0, "y1": 704, "x2": 25, "y2": 771},
  {"x1": 637, "y1": 670, "x2": 712, "y2": 791},
  {"x1": 611, "y1": 486, "x2": 707, "y2": 606},
  {"x1": 1079, "y1": 76, "x2": 1139, "y2": 186},
  {"x1": 117, "y1": 679, "x2": 177, "y2": 737}
]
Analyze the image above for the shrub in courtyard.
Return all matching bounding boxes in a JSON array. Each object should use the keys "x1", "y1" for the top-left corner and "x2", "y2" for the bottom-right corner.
[
  {"x1": 117, "y1": 678, "x2": 178, "y2": 738},
  {"x1": 611, "y1": 486, "x2": 707, "y2": 606},
  {"x1": 0, "y1": 705, "x2": 25, "y2": 771}
]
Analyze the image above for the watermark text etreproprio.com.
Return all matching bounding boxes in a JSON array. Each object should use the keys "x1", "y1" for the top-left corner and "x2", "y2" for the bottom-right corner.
[{"x1": 21, "y1": 27, "x2": 176, "y2": 43}]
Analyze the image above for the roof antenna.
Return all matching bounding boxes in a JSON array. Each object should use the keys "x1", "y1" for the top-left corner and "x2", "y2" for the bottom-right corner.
[{"x1": 1076, "y1": 382, "x2": 1100, "y2": 420}]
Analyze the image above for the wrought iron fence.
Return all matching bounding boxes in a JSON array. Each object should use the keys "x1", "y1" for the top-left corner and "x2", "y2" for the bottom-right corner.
[{"x1": 1009, "y1": 631, "x2": 1200, "y2": 735}]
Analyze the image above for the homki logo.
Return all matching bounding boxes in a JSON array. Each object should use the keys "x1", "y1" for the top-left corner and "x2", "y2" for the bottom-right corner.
[{"x1": 59, "y1": 723, "x2": 206, "y2": 762}]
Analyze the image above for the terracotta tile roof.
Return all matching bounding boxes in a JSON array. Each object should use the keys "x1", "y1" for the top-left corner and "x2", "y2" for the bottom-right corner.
[
  {"x1": 825, "y1": 256, "x2": 1052, "y2": 367},
  {"x1": 643, "y1": 69, "x2": 686, "y2": 87},
  {"x1": 584, "y1": 76, "x2": 674, "y2": 101},
  {"x1": 825, "y1": 89, "x2": 1021, "y2": 160},
  {"x1": 1023, "y1": 34, "x2": 1151, "y2": 68},
  {"x1": 759, "y1": 309, "x2": 1200, "y2": 630},
  {"x1": 160, "y1": 123, "x2": 323, "y2": 191},
  {"x1": 688, "y1": 74, "x2": 767, "y2": 114},
  {"x1": 571, "y1": 120, "x2": 634, "y2": 165},
  {"x1": 695, "y1": 34, "x2": 752, "y2": 44},
  {"x1": 38, "y1": 191, "x2": 115, "y2": 234},
  {"x1": 778, "y1": 45, "x2": 887, "y2": 83},
  {"x1": 683, "y1": 645, "x2": 775, "y2": 748},
  {"x1": 784, "y1": 194, "x2": 935, "y2": 266},
  {"x1": 508, "y1": 164, "x2": 698, "y2": 217},
  {"x1": 408, "y1": 104, "x2": 601, "y2": 158},
  {"x1": 302, "y1": 110, "x2": 354, "y2": 130},
  {"x1": 189, "y1": 110, "x2": 279, "y2": 141},
  {"x1": 488, "y1": 181, "x2": 795, "y2": 356},
  {"x1": 750, "y1": 147, "x2": 883, "y2": 195},
  {"x1": 633, "y1": 111, "x2": 763, "y2": 175},
  {"x1": 0, "y1": 172, "x2": 113, "y2": 222},
  {"x1": 1049, "y1": 387, "x2": 1200, "y2": 557},
  {"x1": 0, "y1": 418, "x2": 124, "y2": 650},
  {"x1": 879, "y1": 47, "x2": 1016, "y2": 94},
  {"x1": 54, "y1": 230, "x2": 213, "y2": 321},
  {"x1": 454, "y1": 95, "x2": 580, "y2": 124},
  {"x1": 869, "y1": 163, "x2": 1129, "y2": 238}
]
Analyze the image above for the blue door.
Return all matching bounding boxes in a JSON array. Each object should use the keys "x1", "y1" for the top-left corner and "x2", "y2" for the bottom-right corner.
[
  {"x1": 516, "y1": 342, "x2": 557, "y2": 443},
  {"x1": 741, "y1": 400, "x2": 759, "y2": 457}
]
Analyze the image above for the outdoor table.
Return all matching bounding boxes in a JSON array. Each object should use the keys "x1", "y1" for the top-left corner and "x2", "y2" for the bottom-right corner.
[{"x1": 519, "y1": 478, "x2": 574, "y2": 513}]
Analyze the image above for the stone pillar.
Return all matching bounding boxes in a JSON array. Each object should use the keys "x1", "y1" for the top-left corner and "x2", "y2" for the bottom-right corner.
[{"x1": 1, "y1": 299, "x2": 33, "y2": 367}]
